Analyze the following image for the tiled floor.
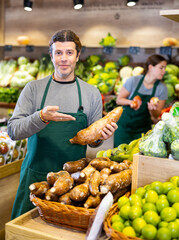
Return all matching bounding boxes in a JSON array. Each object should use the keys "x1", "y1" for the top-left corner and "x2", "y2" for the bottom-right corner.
[{"x1": 86, "y1": 135, "x2": 114, "y2": 159}]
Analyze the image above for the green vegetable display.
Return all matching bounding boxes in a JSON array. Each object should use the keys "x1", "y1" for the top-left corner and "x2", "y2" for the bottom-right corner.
[{"x1": 171, "y1": 140, "x2": 179, "y2": 160}]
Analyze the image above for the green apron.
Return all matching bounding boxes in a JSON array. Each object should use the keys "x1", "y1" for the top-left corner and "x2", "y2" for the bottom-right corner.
[
  {"x1": 11, "y1": 77, "x2": 87, "y2": 219},
  {"x1": 114, "y1": 76, "x2": 159, "y2": 147}
]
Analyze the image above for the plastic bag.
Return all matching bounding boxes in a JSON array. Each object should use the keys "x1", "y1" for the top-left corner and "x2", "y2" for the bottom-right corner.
[{"x1": 139, "y1": 121, "x2": 167, "y2": 158}]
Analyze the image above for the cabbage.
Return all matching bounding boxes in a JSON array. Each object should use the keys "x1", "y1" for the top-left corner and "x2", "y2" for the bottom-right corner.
[
  {"x1": 119, "y1": 66, "x2": 133, "y2": 79},
  {"x1": 17, "y1": 56, "x2": 29, "y2": 66},
  {"x1": 132, "y1": 66, "x2": 144, "y2": 76}
]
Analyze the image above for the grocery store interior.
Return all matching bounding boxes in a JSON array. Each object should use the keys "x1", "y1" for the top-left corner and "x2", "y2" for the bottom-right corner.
[{"x1": 0, "y1": 0, "x2": 179, "y2": 240}]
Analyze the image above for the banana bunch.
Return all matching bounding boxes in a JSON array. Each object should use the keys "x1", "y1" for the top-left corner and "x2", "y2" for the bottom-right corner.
[{"x1": 96, "y1": 138, "x2": 141, "y2": 162}]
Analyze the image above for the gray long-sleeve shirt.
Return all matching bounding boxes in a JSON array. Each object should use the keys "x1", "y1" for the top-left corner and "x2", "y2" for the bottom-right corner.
[{"x1": 7, "y1": 76, "x2": 102, "y2": 140}]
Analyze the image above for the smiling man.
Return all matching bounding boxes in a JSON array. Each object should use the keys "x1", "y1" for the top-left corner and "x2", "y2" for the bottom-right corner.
[{"x1": 7, "y1": 30, "x2": 118, "y2": 219}]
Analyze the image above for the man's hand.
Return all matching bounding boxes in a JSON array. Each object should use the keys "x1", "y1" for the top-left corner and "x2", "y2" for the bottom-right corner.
[
  {"x1": 100, "y1": 122, "x2": 118, "y2": 140},
  {"x1": 41, "y1": 106, "x2": 76, "y2": 122}
]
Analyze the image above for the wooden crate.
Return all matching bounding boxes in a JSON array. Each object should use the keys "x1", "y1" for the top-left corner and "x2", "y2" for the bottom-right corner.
[
  {"x1": 0, "y1": 159, "x2": 23, "y2": 240},
  {"x1": 5, "y1": 208, "x2": 107, "y2": 240},
  {"x1": 132, "y1": 154, "x2": 179, "y2": 193}
]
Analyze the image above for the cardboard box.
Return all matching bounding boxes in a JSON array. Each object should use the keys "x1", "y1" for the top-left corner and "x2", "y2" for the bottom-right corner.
[{"x1": 132, "y1": 154, "x2": 179, "y2": 193}]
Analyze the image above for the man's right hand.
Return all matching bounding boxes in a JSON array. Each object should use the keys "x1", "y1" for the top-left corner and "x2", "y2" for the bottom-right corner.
[{"x1": 41, "y1": 106, "x2": 76, "y2": 122}]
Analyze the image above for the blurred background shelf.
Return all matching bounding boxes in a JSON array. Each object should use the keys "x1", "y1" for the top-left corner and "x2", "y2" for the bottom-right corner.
[
  {"x1": 0, "y1": 102, "x2": 16, "y2": 108},
  {"x1": 160, "y1": 9, "x2": 179, "y2": 22}
]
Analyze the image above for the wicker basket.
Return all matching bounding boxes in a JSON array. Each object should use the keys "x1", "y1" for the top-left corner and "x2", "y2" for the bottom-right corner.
[
  {"x1": 30, "y1": 194, "x2": 95, "y2": 231},
  {"x1": 103, "y1": 193, "x2": 142, "y2": 240}
]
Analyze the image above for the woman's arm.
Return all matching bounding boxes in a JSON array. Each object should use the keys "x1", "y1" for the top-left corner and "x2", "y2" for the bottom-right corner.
[{"x1": 116, "y1": 86, "x2": 132, "y2": 106}]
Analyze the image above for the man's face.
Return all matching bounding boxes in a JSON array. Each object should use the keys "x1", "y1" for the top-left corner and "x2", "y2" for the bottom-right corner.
[{"x1": 50, "y1": 41, "x2": 79, "y2": 80}]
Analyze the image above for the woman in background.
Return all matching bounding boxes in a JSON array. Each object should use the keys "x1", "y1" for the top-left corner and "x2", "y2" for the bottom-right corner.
[{"x1": 114, "y1": 54, "x2": 168, "y2": 147}]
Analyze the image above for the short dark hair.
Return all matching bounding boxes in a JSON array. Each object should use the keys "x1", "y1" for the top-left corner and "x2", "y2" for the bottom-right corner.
[
  {"x1": 146, "y1": 54, "x2": 167, "y2": 69},
  {"x1": 49, "y1": 30, "x2": 82, "y2": 55}
]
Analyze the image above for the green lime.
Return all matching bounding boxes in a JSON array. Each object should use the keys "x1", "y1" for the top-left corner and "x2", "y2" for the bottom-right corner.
[
  {"x1": 150, "y1": 181, "x2": 164, "y2": 195},
  {"x1": 158, "y1": 221, "x2": 168, "y2": 228},
  {"x1": 117, "y1": 196, "x2": 130, "y2": 209},
  {"x1": 132, "y1": 217, "x2": 147, "y2": 233},
  {"x1": 145, "y1": 190, "x2": 159, "y2": 204},
  {"x1": 143, "y1": 210, "x2": 160, "y2": 226},
  {"x1": 135, "y1": 187, "x2": 146, "y2": 198},
  {"x1": 143, "y1": 202, "x2": 157, "y2": 213},
  {"x1": 128, "y1": 206, "x2": 142, "y2": 220},
  {"x1": 124, "y1": 220, "x2": 132, "y2": 227},
  {"x1": 122, "y1": 226, "x2": 136, "y2": 237},
  {"x1": 167, "y1": 189, "x2": 179, "y2": 204},
  {"x1": 170, "y1": 176, "x2": 179, "y2": 187},
  {"x1": 120, "y1": 205, "x2": 131, "y2": 220},
  {"x1": 142, "y1": 224, "x2": 157, "y2": 240},
  {"x1": 168, "y1": 221, "x2": 179, "y2": 238},
  {"x1": 156, "y1": 198, "x2": 169, "y2": 213},
  {"x1": 111, "y1": 214, "x2": 124, "y2": 224},
  {"x1": 172, "y1": 202, "x2": 179, "y2": 217},
  {"x1": 163, "y1": 182, "x2": 176, "y2": 194},
  {"x1": 129, "y1": 193, "x2": 143, "y2": 207},
  {"x1": 112, "y1": 221, "x2": 124, "y2": 232},
  {"x1": 156, "y1": 227, "x2": 171, "y2": 240},
  {"x1": 158, "y1": 194, "x2": 167, "y2": 200},
  {"x1": 160, "y1": 207, "x2": 177, "y2": 222}
]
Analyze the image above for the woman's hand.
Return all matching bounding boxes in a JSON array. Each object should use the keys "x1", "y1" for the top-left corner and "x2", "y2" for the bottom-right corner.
[
  {"x1": 147, "y1": 99, "x2": 166, "y2": 119},
  {"x1": 41, "y1": 106, "x2": 76, "y2": 122},
  {"x1": 100, "y1": 122, "x2": 118, "y2": 140}
]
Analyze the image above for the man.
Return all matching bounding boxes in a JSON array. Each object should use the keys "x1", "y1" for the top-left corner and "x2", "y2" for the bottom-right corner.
[{"x1": 8, "y1": 30, "x2": 118, "y2": 219}]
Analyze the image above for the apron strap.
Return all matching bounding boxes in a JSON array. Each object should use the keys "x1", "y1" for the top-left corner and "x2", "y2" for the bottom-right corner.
[
  {"x1": 40, "y1": 76, "x2": 83, "y2": 113},
  {"x1": 130, "y1": 75, "x2": 145, "y2": 99},
  {"x1": 75, "y1": 77, "x2": 83, "y2": 113},
  {"x1": 40, "y1": 76, "x2": 52, "y2": 109}
]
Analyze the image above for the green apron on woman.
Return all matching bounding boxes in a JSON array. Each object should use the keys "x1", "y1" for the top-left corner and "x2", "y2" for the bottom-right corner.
[
  {"x1": 11, "y1": 76, "x2": 87, "y2": 219},
  {"x1": 114, "y1": 76, "x2": 159, "y2": 147}
]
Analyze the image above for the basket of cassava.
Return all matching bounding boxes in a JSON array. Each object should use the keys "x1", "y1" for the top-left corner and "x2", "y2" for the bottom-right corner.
[{"x1": 30, "y1": 157, "x2": 132, "y2": 231}]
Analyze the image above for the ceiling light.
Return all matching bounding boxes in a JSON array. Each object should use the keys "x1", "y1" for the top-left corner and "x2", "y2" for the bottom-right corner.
[
  {"x1": 73, "y1": 0, "x2": 84, "y2": 10},
  {"x1": 24, "y1": 0, "x2": 33, "y2": 11},
  {"x1": 127, "y1": 0, "x2": 138, "y2": 7}
]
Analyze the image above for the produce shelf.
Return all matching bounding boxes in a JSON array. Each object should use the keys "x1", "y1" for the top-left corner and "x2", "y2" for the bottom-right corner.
[
  {"x1": 160, "y1": 9, "x2": 179, "y2": 22},
  {"x1": 0, "y1": 102, "x2": 16, "y2": 108}
]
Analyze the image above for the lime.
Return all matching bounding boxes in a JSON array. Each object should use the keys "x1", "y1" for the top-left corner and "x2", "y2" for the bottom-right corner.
[
  {"x1": 143, "y1": 210, "x2": 160, "y2": 226},
  {"x1": 129, "y1": 194, "x2": 143, "y2": 207},
  {"x1": 143, "y1": 202, "x2": 157, "y2": 213},
  {"x1": 111, "y1": 214, "x2": 124, "y2": 224},
  {"x1": 160, "y1": 207, "x2": 177, "y2": 222},
  {"x1": 156, "y1": 227, "x2": 171, "y2": 240},
  {"x1": 132, "y1": 217, "x2": 147, "y2": 233},
  {"x1": 128, "y1": 206, "x2": 142, "y2": 220},
  {"x1": 117, "y1": 196, "x2": 130, "y2": 209},
  {"x1": 170, "y1": 176, "x2": 179, "y2": 187},
  {"x1": 156, "y1": 198, "x2": 169, "y2": 213},
  {"x1": 150, "y1": 181, "x2": 164, "y2": 195},
  {"x1": 163, "y1": 181, "x2": 176, "y2": 194},
  {"x1": 112, "y1": 221, "x2": 124, "y2": 232},
  {"x1": 167, "y1": 189, "x2": 179, "y2": 204},
  {"x1": 172, "y1": 202, "x2": 179, "y2": 217},
  {"x1": 168, "y1": 221, "x2": 179, "y2": 238},
  {"x1": 145, "y1": 190, "x2": 159, "y2": 204},
  {"x1": 124, "y1": 220, "x2": 132, "y2": 227},
  {"x1": 120, "y1": 205, "x2": 131, "y2": 220},
  {"x1": 158, "y1": 194, "x2": 167, "y2": 200},
  {"x1": 142, "y1": 224, "x2": 157, "y2": 240},
  {"x1": 122, "y1": 226, "x2": 136, "y2": 237},
  {"x1": 144, "y1": 184, "x2": 152, "y2": 191},
  {"x1": 135, "y1": 187, "x2": 146, "y2": 198},
  {"x1": 158, "y1": 221, "x2": 168, "y2": 228}
]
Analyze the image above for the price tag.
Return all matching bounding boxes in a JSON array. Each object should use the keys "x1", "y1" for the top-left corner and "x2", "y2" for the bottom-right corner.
[
  {"x1": 81, "y1": 46, "x2": 86, "y2": 53},
  {"x1": 160, "y1": 46, "x2": 172, "y2": 56},
  {"x1": 26, "y1": 45, "x2": 34, "y2": 52},
  {"x1": 129, "y1": 46, "x2": 140, "y2": 55},
  {"x1": 103, "y1": 46, "x2": 114, "y2": 54},
  {"x1": 4, "y1": 45, "x2": 12, "y2": 51}
]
